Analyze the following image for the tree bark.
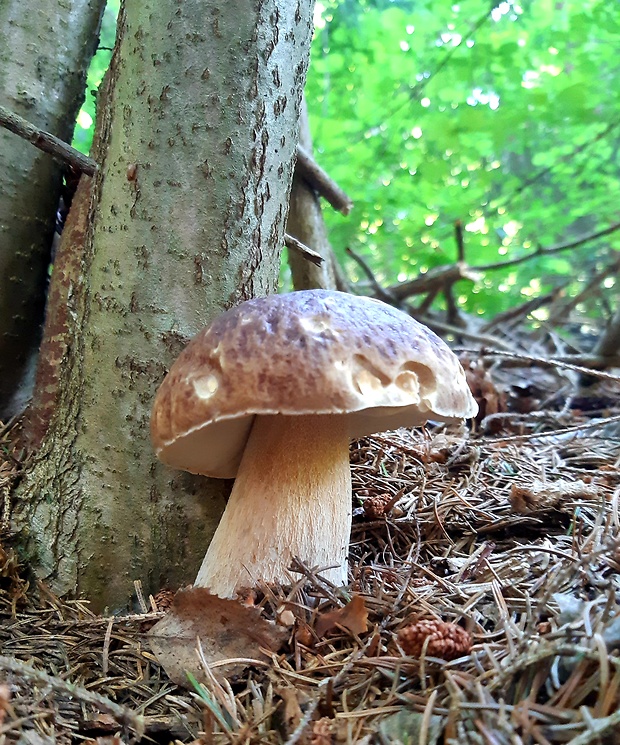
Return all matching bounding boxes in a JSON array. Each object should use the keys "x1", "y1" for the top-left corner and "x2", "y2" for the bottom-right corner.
[
  {"x1": 591, "y1": 304, "x2": 620, "y2": 361},
  {"x1": 286, "y1": 99, "x2": 337, "y2": 290},
  {"x1": 0, "y1": 0, "x2": 106, "y2": 419},
  {"x1": 16, "y1": 0, "x2": 314, "y2": 611},
  {"x1": 24, "y1": 175, "x2": 92, "y2": 449}
]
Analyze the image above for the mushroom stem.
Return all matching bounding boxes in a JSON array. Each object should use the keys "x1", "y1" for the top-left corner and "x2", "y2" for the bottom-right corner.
[{"x1": 194, "y1": 413, "x2": 352, "y2": 598}]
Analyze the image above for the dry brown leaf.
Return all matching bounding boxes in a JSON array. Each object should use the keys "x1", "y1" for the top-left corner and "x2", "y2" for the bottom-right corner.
[
  {"x1": 148, "y1": 586, "x2": 288, "y2": 688},
  {"x1": 311, "y1": 716, "x2": 335, "y2": 744},
  {"x1": 81, "y1": 713, "x2": 118, "y2": 732},
  {"x1": 510, "y1": 478, "x2": 599, "y2": 513},
  {"x1": 277, "y1": 686, "x2": 305, "y2": 734},
  {"x1": 315, "y1": 595, "x2": 368, "y2": 638},
  {"x1": 463, "y1": 359, "x2": 506, "y2": 427}
]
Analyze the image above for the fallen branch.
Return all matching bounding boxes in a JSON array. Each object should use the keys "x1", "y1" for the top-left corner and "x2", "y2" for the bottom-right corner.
[
  {"x1": 0, "y1": 104, "x2": 96, "y2": 176},
  {"x1": 416, "y1": 287, "x2": 441, "y2": 316},
  {"x1": 474, "y1": 220, "x2": 620, "y2": 273},
  {"x1": 502, "y1": 118, "x2": 620, "y2": 209},
  {"x1": 483, "y1": 412, "x2": 620, "y2": 443},
  {"x1": 444, "y1": 282, "x2": 463, "y2": 327},
  {"x1": 345, "y1": 219, "x2": 620, "y2": 307},
  {"x1": 548, "y1": 255, "x2": 620, "y2": 325},
  {"x1": 344, "y1": 248, "x2": 504, "y2": 346},
  {"x1": 481, "y1": 287, "x2": 563, "y2": 332},
  {"x1": 457, "y1": 348, "x2": 620, "y2": 378},
  {"x1": 296, "y1": 144, "x2": 353, "y2": 216},
  {"x1": 387, "y1": 263, "x2": 479, "y2": 302},
  {"x1": 414, "y1": 315, "x2": 515, "y2": 352},
  {"x1": 331, "y1": 252, "x2": 353, "y2": 293},
  {"x1": 591, "y1": 305, "x2": 620, "y2": 362},
  {"x1": 284, "y1": 233, "x2": 324, "y2": 267},
  {"x1": 454, "y1": 219, "x2": 465, "y2": 262},
  {"x1": 345, "y1": 247, "x2": 398, "y2": 305},
  {"x1": 346, "y1": 248, "x2": 479, "y2": 306}
]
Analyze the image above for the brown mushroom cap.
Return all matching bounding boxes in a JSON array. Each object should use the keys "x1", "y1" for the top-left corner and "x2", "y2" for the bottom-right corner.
[{"x1": 151, "y1": 290, "x2": 478, "y2": 477}]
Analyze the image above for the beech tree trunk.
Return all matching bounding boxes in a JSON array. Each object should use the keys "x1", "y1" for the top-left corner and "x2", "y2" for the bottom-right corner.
[
  {"x1": 16, "y1": 0, "x2": 314, "y2": 611},
  {"x1": 0, "y1": 0, "x2": 105, "y2": 419}
]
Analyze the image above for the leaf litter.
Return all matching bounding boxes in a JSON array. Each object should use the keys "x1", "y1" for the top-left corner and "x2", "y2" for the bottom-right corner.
[{"x1": 1, "y1": 365, "x2": 620, "y2": 743}]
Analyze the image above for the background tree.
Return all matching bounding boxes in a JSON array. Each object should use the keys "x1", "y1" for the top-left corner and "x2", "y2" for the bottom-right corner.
[
  {"x1": 0, "y1": 0, "x2": 106, "y2": 419},
  {"x1": 286, "y1": 99, "x2": 338, "y2": 290},
  {"x1": 14, "y1": 0, "x2": 314, "y2": 611}
]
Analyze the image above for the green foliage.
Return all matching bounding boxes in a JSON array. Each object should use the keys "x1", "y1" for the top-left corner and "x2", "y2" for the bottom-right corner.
[
  {"x1": 72, "y1": 0, "x2": 119, "y2": 155},
  {"x1": 76, "y1": 0, "x2": 620, "y2": 321},
  {"x1": 305, "y1": 0, "x2": 620, "y2": 319}
]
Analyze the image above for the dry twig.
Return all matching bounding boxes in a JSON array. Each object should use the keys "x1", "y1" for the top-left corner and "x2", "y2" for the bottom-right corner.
[{"x1": 0, "y1": 104, "x2": 96, "y2": 175}]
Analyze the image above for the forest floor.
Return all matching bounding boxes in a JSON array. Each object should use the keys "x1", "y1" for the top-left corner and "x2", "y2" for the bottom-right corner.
[{"x1": 1, "y1": 354, "x2": 620, "y2": 745}]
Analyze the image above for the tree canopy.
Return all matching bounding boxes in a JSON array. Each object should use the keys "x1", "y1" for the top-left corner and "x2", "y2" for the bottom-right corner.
[{"x1": 75, "y1": 0, "x2": 620, "y2": 323}]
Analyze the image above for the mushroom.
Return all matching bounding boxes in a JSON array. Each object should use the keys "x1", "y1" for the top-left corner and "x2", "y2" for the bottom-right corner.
[{"x1": 151, "y1": 290, "x2": 477, "y2": 598}]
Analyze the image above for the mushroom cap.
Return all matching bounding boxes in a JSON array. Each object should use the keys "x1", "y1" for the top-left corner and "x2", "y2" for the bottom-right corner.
[{"x1": 151, "y1": 290, "x2": 478, "y2": 477}]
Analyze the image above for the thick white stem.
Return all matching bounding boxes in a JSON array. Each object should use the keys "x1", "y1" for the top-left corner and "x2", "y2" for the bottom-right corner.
[{"x1": 195, "y1": 414, "x2": 352, "y2": 597}]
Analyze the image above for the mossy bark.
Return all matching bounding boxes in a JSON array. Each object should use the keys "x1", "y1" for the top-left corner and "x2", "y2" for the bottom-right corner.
[
  {"x1": 16, "y1": 0, "x2": 314, "y2": 611},
  {"x1": 0, "y1": 0, "x2": 105, "y2": 418}
]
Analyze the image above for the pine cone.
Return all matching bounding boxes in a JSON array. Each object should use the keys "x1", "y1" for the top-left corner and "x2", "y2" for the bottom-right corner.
[
  {"x1": 151, "y1": 589, "x2": 175, "y2": 612},
  {"x1": 363, "y1": 494, "x2": 392, "y2": 519},
  {"x1": 397, "y1": 619, "x2": 471, "y2": 660}
]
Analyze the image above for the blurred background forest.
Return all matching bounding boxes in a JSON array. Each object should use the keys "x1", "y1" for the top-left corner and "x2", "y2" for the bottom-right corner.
[{"x1": 75, "y1": 0, "x2": 620, "y2": 339}]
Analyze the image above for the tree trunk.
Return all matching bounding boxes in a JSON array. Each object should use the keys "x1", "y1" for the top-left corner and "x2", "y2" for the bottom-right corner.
[
  {"x1": 15, "y1": 0, "x2": 314, "y2": 611},
  {"x1": 0, "y1": 0, "x2": 106, "y2": 419},
  {"x1": 286, "y1": 99, "x2": 337, "y2": 290}
]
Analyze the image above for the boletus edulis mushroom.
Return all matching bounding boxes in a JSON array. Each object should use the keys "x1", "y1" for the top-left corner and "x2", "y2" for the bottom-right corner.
[{"x1": 151, "y1": 290, "x2": 477, "y2": 598}]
